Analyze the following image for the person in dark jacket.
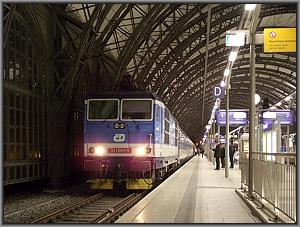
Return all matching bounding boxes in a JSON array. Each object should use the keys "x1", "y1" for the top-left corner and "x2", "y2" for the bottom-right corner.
[
  {"x1": 213, "y1": 143, "x2": 221, "y2": 170},
  {"x1": 229, "y1": 141, "x2": 236, "y2": 168},
  {"x1": 220, "y1": 143, "x2": 225, "y2": 168},
  {"x1": 200, "y1": 147, "x2": 204, "y2": 157}
]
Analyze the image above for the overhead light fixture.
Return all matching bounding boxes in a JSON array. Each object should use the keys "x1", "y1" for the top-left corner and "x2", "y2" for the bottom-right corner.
[
  {"x1": 220, "y1": 81, "x2": 226, "y2": 87},
  {"x1": 229, "y1": 51, "x2": 238, "y2": 62},
  {"x1": 245, "y1": 4, "x2": 256, "y2": 11},
  {"x1": 224, "y1": 69, "x2": 230, "y2": 77},
  {"x1": 255, "y1": 93, "x2": 261, "y2": 105}
]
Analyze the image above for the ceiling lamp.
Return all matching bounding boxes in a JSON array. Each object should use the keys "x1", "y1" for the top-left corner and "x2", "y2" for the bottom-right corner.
[
  {"x1": 245, "y1": 4, "x2": 256, "y2": 11},
  {"x1": 224, "y1": 69, "x2": 230, "y2": 77},
  {"x1": 229, "y1": 51, "x2": 238, "y2": 62},
  {"x1": 220, "y1": 81, "x2": 226, "y2": 87},
  {"x1": 255, "y1": 93, "x2": 261, "y2": 105}
]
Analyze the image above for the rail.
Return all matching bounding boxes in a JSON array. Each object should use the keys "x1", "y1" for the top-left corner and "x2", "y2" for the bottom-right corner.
[
  {"x1": 241, "y1": 152, "x2": 296, "y2": 222},
  {"x1": 94, "y1": 192, "x2": 147, "y2": 223},
  {"x1": 30, "y1": 192, "x2": 147, "y2": 224},
  {"x1": 30, "y1": 193, "x2": 103, "y2": 224}
]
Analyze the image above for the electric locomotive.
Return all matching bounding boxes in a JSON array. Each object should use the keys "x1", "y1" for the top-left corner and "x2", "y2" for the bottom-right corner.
[{"x1": 83, "y1": 91, "x2": 194, "y2": 190}]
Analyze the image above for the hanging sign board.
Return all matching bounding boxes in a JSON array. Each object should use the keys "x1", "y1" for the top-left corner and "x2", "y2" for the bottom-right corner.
[
  {"x1": 215, "y1": 110, "x2": 248, "y2": 126},
  {"x1": 262, "y1": 110, "x2": 295, "y2": 125},
  {"x1": 264, "y1": 28, "x2": 296, "y2": 53},
  {"x1": 213, "y1": 86, "x2": 225, "y2": 99},
  {"x1": 226, "y1": 32, "x2": 246, "y2": 46}
]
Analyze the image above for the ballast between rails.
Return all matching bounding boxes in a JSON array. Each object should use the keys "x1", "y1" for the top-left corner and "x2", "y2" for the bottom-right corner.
[
  {"x1": 93, "y1": 191, "x2": 148, "y2": 223},
  {"x1": 30, "y1": 192, "x2": 147, "y2": 224},
  {"x1": 30, "y1": 193, "x2": 104, "y2": 224}
]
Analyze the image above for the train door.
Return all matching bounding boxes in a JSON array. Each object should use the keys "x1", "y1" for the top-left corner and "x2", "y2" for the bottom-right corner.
[
  {"x1": 154, "y1": 101, "x2": 164, "y2": 156},
  {"x1": 154, "y1": 104, "x2": 162, "y2": 144},
  {"x1": 177, "y1": 126, "x2": 180, "y2": 161},
  {"x1": 160, "y1": 105, "x2": 164, "y2": 148}
]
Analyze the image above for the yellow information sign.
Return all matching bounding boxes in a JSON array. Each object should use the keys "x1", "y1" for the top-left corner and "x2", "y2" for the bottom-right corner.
[{"x1": 264, "y1": 28, "x2": 296, "y2": 53}]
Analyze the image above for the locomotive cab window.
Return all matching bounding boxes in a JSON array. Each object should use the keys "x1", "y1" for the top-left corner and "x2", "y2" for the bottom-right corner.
[
  {"x1": 87, "y1": 99, "x2": 119, "y2": 120},
  {"x1": 121, "y1": 99, "x2": 152, "y2": 120}
]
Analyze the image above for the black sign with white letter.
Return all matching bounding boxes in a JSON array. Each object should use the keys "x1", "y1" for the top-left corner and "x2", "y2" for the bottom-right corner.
[{"x1": 214, "y1": 86, "x2": 225, "y2": 99}]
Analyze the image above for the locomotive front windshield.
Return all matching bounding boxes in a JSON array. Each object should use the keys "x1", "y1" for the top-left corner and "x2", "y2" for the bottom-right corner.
[
  {"x1": 88, "y1": 99, "x2": 118, "y2": 120},
  {"x1": 121, "y1": 99, "x2": 152, "y2": 120}
]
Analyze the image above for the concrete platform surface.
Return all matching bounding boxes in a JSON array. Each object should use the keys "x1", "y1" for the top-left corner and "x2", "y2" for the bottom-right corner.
[{"x1": 116, "y1": 156, "x2": 261, "y2": 223}]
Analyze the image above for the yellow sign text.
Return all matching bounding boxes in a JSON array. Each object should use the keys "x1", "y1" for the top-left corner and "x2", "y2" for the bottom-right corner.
[{"x1": 264, "y1": 28, "x2": 296, "y2": 53}]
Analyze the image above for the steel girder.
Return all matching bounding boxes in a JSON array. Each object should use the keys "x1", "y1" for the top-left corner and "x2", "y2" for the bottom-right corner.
[
  {"x1": 53, "y1": 3, "x2": 296, "y2": 141},
  {"x1": 3, "y1": 4, "x2": 16, "y2": 48},
  {"x1": 46, "y1": 5, "x2": 104, "y2": 183},
  {"x1": 260, "y1": 4, "x2": 297, "y2": 17},
  {"x1": 171, "y1": 64, "x2": 295, "y2": 117},
  {"x1": 140, "y1": 5, "x2": 241, "y2": 86},
  {"x1": 148, "y1": 7, "x2": 241, "y2": 92},
  {"x1": 137, "y1": 5, "x2": 209, "y2": 83},
  {"x1": 162, "y1": 45, "x2": 295, "y2": 104},
  {"x1": 165, "y1": 46, "x2": 295, "y2": 113}
]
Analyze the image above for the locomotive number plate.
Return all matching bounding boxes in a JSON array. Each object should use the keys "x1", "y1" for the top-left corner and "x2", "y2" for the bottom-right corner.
[{"x1": 108, "y1": 148, "x2": 132, "y2": 153}]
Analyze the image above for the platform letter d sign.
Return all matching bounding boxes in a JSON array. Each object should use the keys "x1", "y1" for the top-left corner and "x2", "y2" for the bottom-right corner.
[
  {"x1": 214, "y1": 86, "x2": 225, "y2": 99},
  {"x1": 215, "y1": 87, "x2": 221, "y2": 96}
]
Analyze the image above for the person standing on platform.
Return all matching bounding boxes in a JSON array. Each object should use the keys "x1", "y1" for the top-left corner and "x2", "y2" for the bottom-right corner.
[
  {"x1": 220, "y1": 143, "x2": 225, "y2": 168},
  {"x1": 229, "y1": 141, "x2": 236, "y2": 168},
  {"x1": 200, "y1": 147, "x2": 204, "y2": 157},
  {"x1": 213, "y1": 143, "x2": 221, "y2": 170}
]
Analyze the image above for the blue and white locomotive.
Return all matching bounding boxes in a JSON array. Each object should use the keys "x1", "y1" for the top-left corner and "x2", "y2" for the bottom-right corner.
[{"x1": 84, "y1": 91, "x2": 194, "y2": 190}]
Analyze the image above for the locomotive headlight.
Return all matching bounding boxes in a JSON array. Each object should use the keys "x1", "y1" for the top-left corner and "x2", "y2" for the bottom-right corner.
[
  {"x1": 119, "y1": 123, "x2": 125, "y2": 129},
  {"x1": 136, "y1": 147, "x2": 146, "y2": 156},
  {"x1": 88, "y1": 147, "x2": 95, "y2": 154},
  {"x1": 95, "y1": 146, "x2": 105, "y2": 156},
  {"x1": 113, "y1": 123, "x2": 120, "y2": 129},
  {"x1": 145, "y1": 147, "x2": 152, "y2": 154}
]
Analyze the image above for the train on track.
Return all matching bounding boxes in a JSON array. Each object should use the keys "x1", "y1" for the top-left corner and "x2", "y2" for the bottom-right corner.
[{"x1": 83, "y1": 91, "x2": 194, "y2": 190}]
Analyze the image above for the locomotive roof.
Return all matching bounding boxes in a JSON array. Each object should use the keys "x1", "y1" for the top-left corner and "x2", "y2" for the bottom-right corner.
[{"x1": 87, "y1": 91, "x2": 161, "y2": 101}]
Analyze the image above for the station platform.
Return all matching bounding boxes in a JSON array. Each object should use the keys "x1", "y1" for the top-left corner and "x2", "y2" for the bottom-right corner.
[{"x1": 116, "y1": 156, "x2": 261, "y2": 223}]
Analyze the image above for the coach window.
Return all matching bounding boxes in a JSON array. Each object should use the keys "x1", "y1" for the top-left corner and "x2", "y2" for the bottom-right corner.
[
  {"x1": 121, "y1": 99, "x2": 152, "y2": 120},
  {"x1": 88, "y1": 99, "x2": 119, "y2": 120}
]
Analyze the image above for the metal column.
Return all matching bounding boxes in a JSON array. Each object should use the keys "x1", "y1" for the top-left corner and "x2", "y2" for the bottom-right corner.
[
  {"x1": 248, "y1": 5, "x2": 261, "y2": 197},
  {"x1": 217, "y1": 125, "x2": 220, "y2": 143},
  {"x1": 225, "y1": 78, "x2": 230, "y2": 178},
  {"x1": 248, "y1": 33, "x2": 256, "y2": 196},
  {"x1": 212, "y1": 120, "x2": 216, "y2": 142}
]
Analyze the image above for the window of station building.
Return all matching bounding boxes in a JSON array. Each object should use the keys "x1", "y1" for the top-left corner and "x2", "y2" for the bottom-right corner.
[
  {"x1": 88, "y1": 99, "x2": 119, "y2": 120},
  {"x1": 3, "y1": 11, "x2": 47, "y2": 183},
  {"x1": 121, "y1": 99, "x2": 152, "y2": 120},
  {"x1": 72, "y1": 111, "x2": 83, "y2": 157}
]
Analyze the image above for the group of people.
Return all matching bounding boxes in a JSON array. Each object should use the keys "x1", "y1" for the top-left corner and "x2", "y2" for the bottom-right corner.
[
  {"x1": 212, "y1": 141, "x2": 236, "y2": 170},
  {"x1": 194, "y1": 146, "x2": 205, "y2": 157}
]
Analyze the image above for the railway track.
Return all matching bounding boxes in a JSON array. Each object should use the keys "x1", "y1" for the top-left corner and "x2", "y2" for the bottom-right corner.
[
  {"x1": 30, "y1": 191, "x2": 147, "y2": 224},
  {"x1": 4, "y1": 195, "x2": 71, "y2": 217}
]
